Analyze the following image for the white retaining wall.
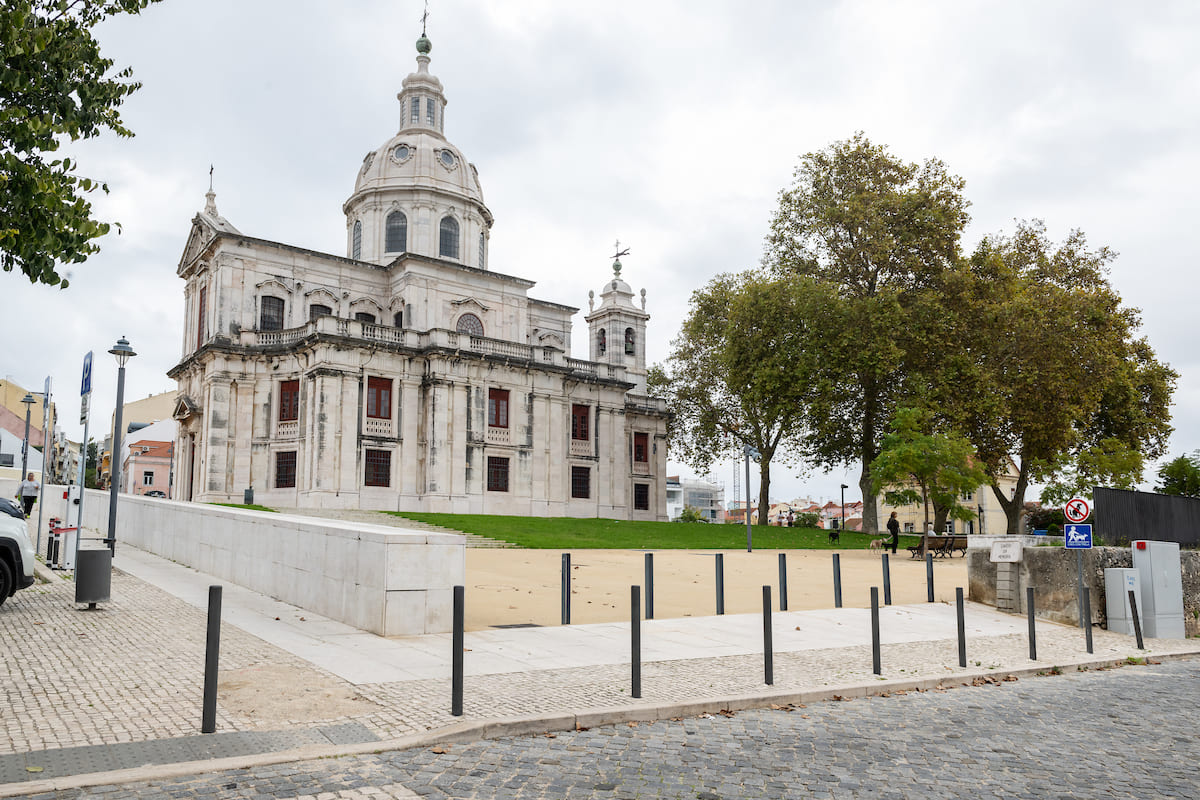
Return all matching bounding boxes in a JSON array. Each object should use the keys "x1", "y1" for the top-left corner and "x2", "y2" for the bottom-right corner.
[{"x1": 23, "y1": 481, "x2": 464, "y2": 636}]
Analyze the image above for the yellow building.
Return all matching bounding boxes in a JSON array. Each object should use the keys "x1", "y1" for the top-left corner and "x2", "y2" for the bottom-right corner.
[
  {"x1": 99, "y1": 390, "x2": 177, "y2": 487},
  {"x1": 877, "y1": 457, "x2": 1020, "y2": 535}
]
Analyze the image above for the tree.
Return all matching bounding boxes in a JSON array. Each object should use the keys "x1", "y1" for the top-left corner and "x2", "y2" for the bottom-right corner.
[
  {"x1": 947, "y1": 221, "x2": 1175, "y2": 534},
  {"x1": 1155, "y1": 452, "x2": 1200, "y2": 498},
  {"x1": 84, "y1": 438, "x2": 98, "y2": 488},
  {"x1": 869, "y1": 407, "x2": 989, "y2": 551},
  {"x1": 649, "y1": 271, "x2": 823, "y2": 526},
  {"x1": 1, "y1": 0, "x2": 161, "y2": 287},
  {"x1": 765, "y1": 133, "x2": 970, "y2": 533}
]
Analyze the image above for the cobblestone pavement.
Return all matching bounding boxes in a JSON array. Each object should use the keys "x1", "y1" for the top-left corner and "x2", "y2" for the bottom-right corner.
[{"x1": 12, "y1": 657, "x2": 1198, "y2": 799}]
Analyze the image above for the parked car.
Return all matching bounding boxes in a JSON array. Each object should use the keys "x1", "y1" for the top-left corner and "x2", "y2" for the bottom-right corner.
[
  {"x1": 0, "y1": 497, "x2": 36, "y2": 607},
  {"x1": 144, "y1": 490, "x2": 167, "y2": 498}
]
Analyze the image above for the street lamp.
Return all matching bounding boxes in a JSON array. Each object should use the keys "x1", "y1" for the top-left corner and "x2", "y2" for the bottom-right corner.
[
  {"x1": 20, "y1": 392, "x2": 35, "y2": 477},
  {"x1": 840, "y1": 484, "x2": 848, "y2": 532},
  {"x1": 106, "y1": 336, "x2": 136, "y2": 553},
  {"x1": 744, "y1": 445, "x2": 760, "y2": 552}
]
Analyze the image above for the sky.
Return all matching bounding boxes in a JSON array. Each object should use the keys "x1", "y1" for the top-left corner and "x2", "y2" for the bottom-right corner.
[{"x1": 3, "y1": 0, "x2": 1198, "y2": 506}]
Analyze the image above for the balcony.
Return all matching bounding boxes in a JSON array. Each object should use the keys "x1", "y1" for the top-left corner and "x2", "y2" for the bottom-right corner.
[
  {"x1": 276, "y1": 420, "x2": 299, "y2": 438},
  {"x1": 486, "y1": 426, "x2": 511, "y2": 445},
  {"x1": 569, "y1": 439, "x2": 592, "y2": 457},
  {"x1": 632, "y1": 461, "x2": 650, "y2": 475},
  {"x1": 363, "y1": 417, "x2": 393, "y2": 437}
]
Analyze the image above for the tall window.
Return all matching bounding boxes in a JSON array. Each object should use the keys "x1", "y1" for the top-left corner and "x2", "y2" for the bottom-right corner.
[
  {"x1": 366, "y1": 376, "x2": 392, "y2": 419},
  {"x1": 571, "y1": 404, "x2": 590, "y2": 440},
  {"x1": 634, "y1": 483, "x2": 650, "y2": 511},
  {"x1": 634, "y1": 432, "x2": 649, "y2": 463},
  {"x1": 487, "y1": 457, "x2": 509, "y2": 492},
  {"x1": 393, "y1": 311, "x2": 403, "y2": 328},
  {"x1": 309, "y1": 304, "x2": 332, "y2": 321},
  {"x1": 597, "y1": 328, "x2": 606, "y2": 355},
  {"x1": 385, "y1": 210, "x2": 407, "y2": 253},
  {"x1": 488, "y1": 388, "x2": 509, "y2": 428},
  {"x1": 365, "y1": 449, "x2": 391, "y2": 487},
  {"x1": 439, "y1": 216, "x2": 459, "y2": 259},
  {"x1": 142, "y1": 471, "x2": 154, "y2": 486},
  {"x1": 260, "y1": 296, "x2": 284, "y2": 331},
  {"x1": 196, "y1": 286, "x2": 207, "y2": 350},
  {"x1": 571, "y1": 466, "x2": 590, "y2": 499},
  {"x1": 426, "y1": 97, "x2": 436, "y2": 126},
  {"x1": 625, "y1": 327, "x2": 635, "y2": 355},
  {"x1": 355, "y1": 312, "x2": 376, "y2": 324},
  {"x1": 275, "y1": 451, "x2": 297, "y2": 488},
  {"x1": 410, "y1": 97, "x2": 420, "y2": 124},
  {"x1": 352, "y1": 220, "x2": 362, "y2": 259},
  {"x1": 456, "y1": 313, "x2": 483, "y2": 336},
  {"x1": 279, "y1": 379, "x2": 300, "y2": 422}
]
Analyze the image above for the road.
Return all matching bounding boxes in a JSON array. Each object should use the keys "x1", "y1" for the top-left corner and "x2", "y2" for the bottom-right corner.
[{"x1": 18, "y1": 656, "x2": 1198, "y2": 799}]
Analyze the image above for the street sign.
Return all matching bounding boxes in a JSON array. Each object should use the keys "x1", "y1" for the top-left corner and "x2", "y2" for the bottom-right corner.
[
  {"x1": 1065, "y1": 524, "x2": 1093, "y2": 549},
  {"x1": 81, "y1": 351, "x2": 93, "y2": 396},
  {"x1": 80, "y1": 392, "x2": 90, "y2": 425},
  {"x1": 1064, "y1": 497, "x2": 1090, "y2": 523}
]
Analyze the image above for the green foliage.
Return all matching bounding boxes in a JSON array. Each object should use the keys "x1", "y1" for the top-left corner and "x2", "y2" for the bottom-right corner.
[
  {"x1": 1155, "y1": 452, "x2": 1200, "y2": 498},
  {"x1": 676, "y1": 505, "x2": 705, "y2": 523},
  {"x1": 795, "y1": 511, "x2": 819, "y2": 528},
  {"x1": 209, "y1": 503, "x2": 278, "y2": 513},
  {"x1": 1, "y1": 0, "x2": 161, "y2": 287},
  {"x1": 765, "y1": 133, "x2": 970, "y2": 533},
  {"x1": 1023, "y1": 503, "x2": 1069, "y2": 533},
  {"x1": 83, "y1": 438, "x2": 98, "y2": 488}
]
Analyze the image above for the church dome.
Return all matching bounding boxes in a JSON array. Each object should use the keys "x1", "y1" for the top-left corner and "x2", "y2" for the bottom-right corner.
[{"x1": 343, "y1": 36, "x2": 493, "y2": 267}]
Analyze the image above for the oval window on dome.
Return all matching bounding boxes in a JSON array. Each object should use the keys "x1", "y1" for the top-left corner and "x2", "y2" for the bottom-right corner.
[
  {"x1": 392, "y1": 144, "x2": 411, "y2": 163},
  {"x1": 440, "y1": 150, "x2": 456, "y2": 168}
]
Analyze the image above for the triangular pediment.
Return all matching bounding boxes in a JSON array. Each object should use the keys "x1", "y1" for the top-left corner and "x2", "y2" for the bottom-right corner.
[
  {"x1": 177, "y1": 218, "x2": 214, "y2": 278},
  {"x1": 172, "y1": 395, "x2": 200, "y2": 421}
]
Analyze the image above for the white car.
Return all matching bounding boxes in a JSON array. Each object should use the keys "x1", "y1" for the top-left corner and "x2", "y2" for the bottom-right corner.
[{"x1": 0, "y1": 497, "x2": 36, "y2": 607}]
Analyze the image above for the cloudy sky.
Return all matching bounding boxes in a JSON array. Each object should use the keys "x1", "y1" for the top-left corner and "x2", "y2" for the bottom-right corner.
[{"x1": 3, "y1": 0, "x2": 1197, "y2": 505}]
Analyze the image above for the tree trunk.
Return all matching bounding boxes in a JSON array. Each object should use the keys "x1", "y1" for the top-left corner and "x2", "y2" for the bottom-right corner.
[
  {"x1": 858, "y1": 470, "x2": 877, "y2": 534},
  {"x1": 991, "y1": 460, "x2": 1030, "y2": 535},
  {"x1": 757, "y1": 458, "x2": 771, "y2": 527}
]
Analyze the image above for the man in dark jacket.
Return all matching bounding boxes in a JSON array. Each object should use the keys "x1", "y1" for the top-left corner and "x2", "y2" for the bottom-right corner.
[{"x1": 886, "y1": 511, "x2": 900, "y2": 555}]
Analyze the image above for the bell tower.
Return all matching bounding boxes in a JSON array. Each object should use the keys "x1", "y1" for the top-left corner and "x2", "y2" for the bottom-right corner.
[{"x1": 585, "y1": 243, "x2": 650, "y2": 394}]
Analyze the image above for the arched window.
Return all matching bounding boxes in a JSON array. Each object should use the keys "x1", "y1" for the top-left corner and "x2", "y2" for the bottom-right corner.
[
  {"x1": 355, "y1": 312, "x2": 376, "y2": 324},
  {"x1": 260, "y1": 296, "x2": 284, "y2": 331},
  {"x1": 309, "y1": 304, "x2": 332, "y2": 321},
  {"x1": 439, "y1": 216, "x2": 460, "y2": 259},
  {"x1": 625, "y1": 327, "x2": 635, "y2": 355},
  {"x1": 456, "y1": 313, "x2": 483, "y2": 336},
  {"x1": 385, "y1": 210, "x2": 407, "y2": 253},
  {"x1": 597, "y1": 328, "x2": 606, "y2": 355},
  {"x1": 478, "y1": 232, "x2": 486, "y2": 268},
  {"x1": 351, "y1": 220, "x2": 362, "y2": 260}
]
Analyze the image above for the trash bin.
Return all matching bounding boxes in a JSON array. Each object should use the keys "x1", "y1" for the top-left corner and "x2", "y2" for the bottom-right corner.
[
  {"x1": 75, "y1": 547, "x2": 112, "y2": 605},
  {"x1": 244, "y1": 486, "x2": 254, "y2": 505}
]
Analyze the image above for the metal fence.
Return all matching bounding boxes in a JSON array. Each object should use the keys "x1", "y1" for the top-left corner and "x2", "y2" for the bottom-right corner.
[{"x1": 1095, "y1": 486, "x2": 1200, "y2": 546}]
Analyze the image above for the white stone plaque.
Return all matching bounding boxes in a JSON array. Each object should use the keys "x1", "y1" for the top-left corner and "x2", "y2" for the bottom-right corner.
[{"x1": 990, "y1": 540, "x2": 1023, "y2": 563}]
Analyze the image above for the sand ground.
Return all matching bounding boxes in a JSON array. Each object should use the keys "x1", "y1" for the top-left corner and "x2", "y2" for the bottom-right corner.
[{"x1": 464, "y1": 548, "x2": 968, "y2": 631}]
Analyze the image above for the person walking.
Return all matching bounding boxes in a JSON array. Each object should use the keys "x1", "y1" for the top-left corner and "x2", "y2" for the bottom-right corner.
[
  {"x1": 886, "y1": 511, "x2": 900, "y2": 555},
  {"x1": 17, "y1": 472, "x2": 40, "y2": 518}
]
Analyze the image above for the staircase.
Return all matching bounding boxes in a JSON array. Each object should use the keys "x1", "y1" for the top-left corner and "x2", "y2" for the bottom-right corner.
[{"x1": 272, "y1": 507, "x2": 517, "y2": 548}]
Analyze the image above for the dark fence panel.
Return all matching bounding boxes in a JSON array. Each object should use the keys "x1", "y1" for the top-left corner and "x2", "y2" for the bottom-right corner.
[{"x1": 1095, "y1": 487, "x2": 1200, "y2": 546}]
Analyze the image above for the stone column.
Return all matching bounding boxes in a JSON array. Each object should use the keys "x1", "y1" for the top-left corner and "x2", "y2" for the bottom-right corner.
[{"x1": 996, "y1": 561, "x2": 1020, "y2": 612}]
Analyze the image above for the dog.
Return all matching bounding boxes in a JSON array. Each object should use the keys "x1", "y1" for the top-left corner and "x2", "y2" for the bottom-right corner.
[{"x1": 869, "y1": 538, "x2": 887, "y2": 552}]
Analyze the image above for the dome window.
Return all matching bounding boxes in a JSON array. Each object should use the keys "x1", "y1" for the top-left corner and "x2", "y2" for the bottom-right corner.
[
  {"x1": 385, "y1": 211, "x2": 407, "y2": 254},
  {"x1": 456, "y1": 313, "x2": 483, "y2": 336},
  {"x1": 439, "y1": 216, "x2": 460, "y2": 259},
  {"x1": 426, "y1": 97, "x2": 437, "y2": 126},
  {"x1": 391, "y1": 144, "x2": 411, "y2": 163},
  {"x1": 351, "y1": 220, "x2": 362, "y2": 260},
  {"x1": 439, "y1": 149, "x2": 457, "y2": 169},
  {"x1": 410, "y1": 97, "x2": 420, "y2": 125}
]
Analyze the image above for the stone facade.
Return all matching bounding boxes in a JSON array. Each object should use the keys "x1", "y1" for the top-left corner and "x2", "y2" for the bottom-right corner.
[{"x1": 167, "y1": 36, "x2": 669, "y2": 520}]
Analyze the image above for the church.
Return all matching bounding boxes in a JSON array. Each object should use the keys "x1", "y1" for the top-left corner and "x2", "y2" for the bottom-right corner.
[{"x1": 168, "y1": 34, "x2": 670, "y2": 519}]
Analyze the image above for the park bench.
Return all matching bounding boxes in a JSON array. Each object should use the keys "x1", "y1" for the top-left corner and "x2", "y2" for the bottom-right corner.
[
  {"x1": 908, "y1": 535, "x2": 961, "y2": 559},
  {"x1": 947, "y1": 535, "x2": 968, "y2": 557}
]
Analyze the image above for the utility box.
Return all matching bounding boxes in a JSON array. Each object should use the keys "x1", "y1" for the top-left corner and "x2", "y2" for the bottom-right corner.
[
  {"x1": 1132, "y1": 540, "x2": 1185, "y2": 639},
  {"x1": 1104, "y1": 568, "x2": 1142, "y2": 635},
  {"x1": 65, "y1": 484, "x2": 82, "y2": 530},
  {"x1": 75, "y1": 547, "x2": 112, "y2": 605}
]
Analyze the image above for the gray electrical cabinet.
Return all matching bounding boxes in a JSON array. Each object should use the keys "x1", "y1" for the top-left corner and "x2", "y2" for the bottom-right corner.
[
  {"x1": 1104, "y1": 568, "x2": 1142, "y2": 635},
  {"x1": 1132, "y1": 540, "x2": 1185, "y2": 639}
]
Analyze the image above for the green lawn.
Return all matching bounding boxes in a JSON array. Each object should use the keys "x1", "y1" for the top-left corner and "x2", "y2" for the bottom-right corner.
[
  {"x1": 383, "y1": 512, "x2": 919, "y2": 550},
  {"x1": 210, "y1": 502, "x2": 279, "y2": 513}
]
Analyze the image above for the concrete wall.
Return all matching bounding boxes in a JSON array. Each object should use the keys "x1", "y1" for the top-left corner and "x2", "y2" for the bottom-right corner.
[
  {"x1": 969, "y1": 545, "x2": 1200, "y2": 637},
  {"x1": 25, "y1": 481, "x2": 464, "y2": 636}
]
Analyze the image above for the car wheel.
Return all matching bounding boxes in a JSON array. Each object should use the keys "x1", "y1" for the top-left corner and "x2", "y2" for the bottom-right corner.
[{"x1": 0, "y1": 558, "x2": 13, "y2": 607}]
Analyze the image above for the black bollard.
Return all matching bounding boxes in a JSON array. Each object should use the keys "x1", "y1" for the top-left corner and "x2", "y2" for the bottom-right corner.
[
  {"x1": 882, "y1": 553, "x2": 892, "y2": 606},
  {"x1": 833, "y1": 553, "x2": 843, "y2": 609},
  {"x1": 956, "y1": 587, "x2": 967, "y2": 668},
  {"x1": 870, "y1": 587, "x2": 881, "y2": 675},
  {"x1": 926, "y1": 553, "x2": 934, "y2": 602},
  {"x1": 452, "y1": 585, "x2": 464, "y2": 716},
  {"x1": 1082, "y1": 583, "x2": 1093, "y2": 654},
  {"x1": 1128, "y1": 589, "x2": 1144, "y2": 650},
  {"x1": 631, "y1": 585, "x2": 642, "y2": 698},
  {"x1": 1027, "y1": 587, "x2": 1037, "y2": 661},
  {"x1": 561, "y1": 553, "x2": 571, "y2": 625},
  {"x1": 778, "y1": 553, "x2": 788, "y2": 612},
  {"x1": 201, "y1": 585, "x2": 222, "y2": 733},
  {"x1": 645, "y1": 552, "x2": 654, "y2": 620},
  {"x1": 763, "y1": 585, "x2": 774, "y2": 685},
  {"x1": 715, "y1": 553, "x2": 725, "y2": 615}
]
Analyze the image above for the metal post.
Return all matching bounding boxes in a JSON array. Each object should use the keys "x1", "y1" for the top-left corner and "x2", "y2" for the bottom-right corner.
[
  {"x1": 20, "y1": 395, "x2": 33, "y2": 479},
  {"x1": 956, "y1": 587, "x2": 967, "y2": 668},
  {"x1": 1027, "y1": 587, "x2": 1037, "y2": 661},
  {"x1": 561, "y1": 552, "x2": 570, "y2": 625},
  {"x1": 1075, "y1": 550, "x2": 1086, "y2": 630},
  {"x1": 778, "y1": 553, "x2": 788, "y2": 612},
  {"x1": 1128, "y1": 589, "x2": 1144, "y2": 650},
  {"x1": 882, "y1": 553, "x2": 892, "y2": 606},
  {"x1": 631, "y1": 585, "x2": 641, "y2": 698},
  {"x1": 715, "y1": 553, "x2": 725, "y2": 615},
  {"x1": 745, "y1": 450, "x2": 753, "y2": 552},
  {"x1": 34, "y1": 382, "x2": 50, "y2": 555},
  {"x1": 106, "y1": 363, "x2": 127, "y2": 554},
  {"x1": 762, "y1": 585, "x2": 774, "y2": 685},
  {"x1": 1081, "y1": 581, "x2": 1093, "y2": 654},
  {"x1": 870, "y1": 587, "x2": 881, "y2": 675},
  {"x1": 201, "y1": 585, "x2": 222, "y2": 733},
  {"x1": 452, "y1": 584, "x2": 464, "y2": 716},
  {"x1": 926, "y1": 552, "x2": 934, "y2": 602},
  {"x1": 73, "y1": 414, "x2": 90, "y2": 570},
  {"x1": 644, "y1": 552, "x2": 654, "y2": 620},
  {"x1": 832, "y1": 553, "x2": 842, "y2": 608}
]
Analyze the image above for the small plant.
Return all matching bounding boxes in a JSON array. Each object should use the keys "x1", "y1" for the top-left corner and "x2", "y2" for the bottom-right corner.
[
  {"x1": 1126, "y1": 656, "x2": 1148, "y2": 665},
  {"x1": 1048, "y1": 665, "x2": 1063, "y2": 675}
]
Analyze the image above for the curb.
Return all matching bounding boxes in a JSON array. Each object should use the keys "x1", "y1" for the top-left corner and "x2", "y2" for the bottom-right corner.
[{"x1": 3, "y1": 647, "x2": 1196, "y2": 798}]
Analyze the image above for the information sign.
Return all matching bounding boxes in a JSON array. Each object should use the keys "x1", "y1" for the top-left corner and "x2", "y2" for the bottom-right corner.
[
  {"x1": 990, "y1": 540, "x2": 1023, "y2": 563},
  {"x1": 1065, "y1": 524, "x2": 1093, "y2": 549},
  {"x1": 81, "y1": 351, "x2": 93, "y2": 396}
]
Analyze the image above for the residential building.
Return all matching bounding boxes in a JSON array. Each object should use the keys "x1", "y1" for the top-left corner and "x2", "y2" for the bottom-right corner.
[
  {"x1": 665, "y1": 476, "x2": 725, "y2": 522},
  {"x1": 876, "y1": 458, "x2": 1021, "y2": 534},
  {"x1": 122, "y1": 439, "x2": 174, "y2": 496}
]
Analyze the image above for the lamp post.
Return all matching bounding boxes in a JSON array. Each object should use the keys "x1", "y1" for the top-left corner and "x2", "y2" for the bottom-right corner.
[
  {"x1": 20, "y1": 392, "x2": 35, "y2": 478},
  {"x1": 978, "y1": 503, "x2": 985, "y2": 536},
  {"x1": 744, "y1": 445, "x2": 760, "y2": 552},
  {"x1": 840, "y1": 483, "x2": 848, "y2": 532},
  {"x1": 106, "y1": 336, "x2": 136, "y2": 554}
]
